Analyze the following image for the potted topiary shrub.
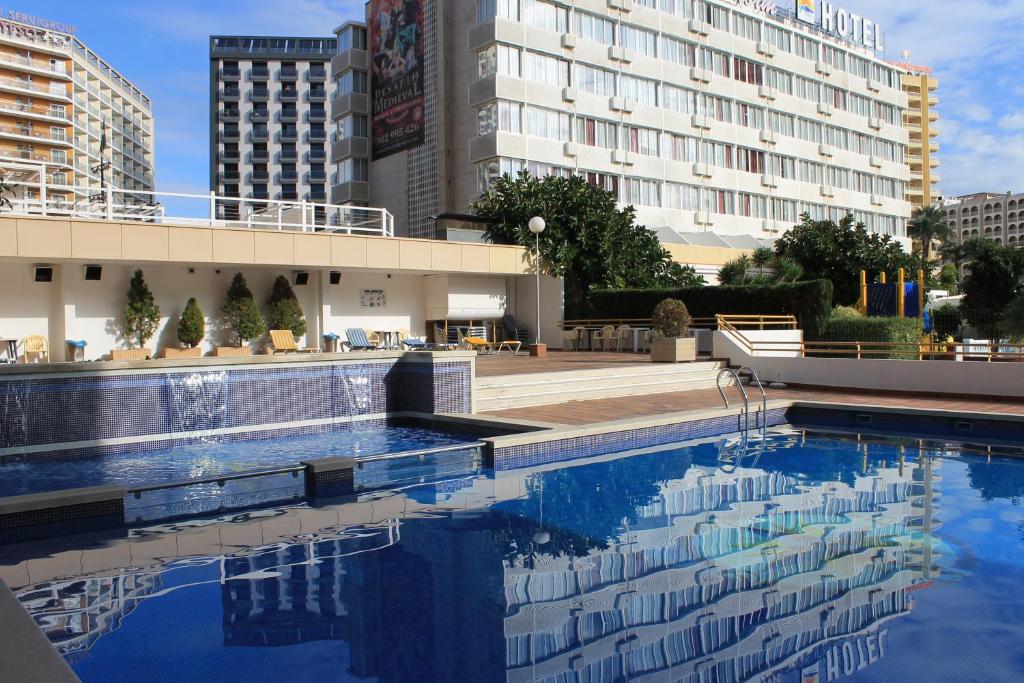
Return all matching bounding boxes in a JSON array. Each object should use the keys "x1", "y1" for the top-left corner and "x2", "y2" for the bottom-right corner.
[
  {"x1": 113, "y1": 269, "x2": 160, "y2": 361},
  {"x1": 650, "y1": 298, "x2": 696, "y2": 363},
  {"x1": 162, "y1": 297, "x2": 205, "y2": 358},
  {"x1": 216, "y1": 273, "x2": 265, "y2": 356},
  {"x1": 266, "y1": 275, "x2": 307, "y2": 338}
]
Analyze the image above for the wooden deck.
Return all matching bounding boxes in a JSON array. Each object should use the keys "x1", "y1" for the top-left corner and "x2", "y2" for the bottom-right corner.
[
  {"x1": 475, "y1": 351, "x2": 674, "y2": 377},
  {"x1": 483, "y1": 385, "x2": 1024, "y2": 425}
]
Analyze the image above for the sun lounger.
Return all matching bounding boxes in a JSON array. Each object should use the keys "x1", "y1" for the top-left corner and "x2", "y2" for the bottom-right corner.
[
  {"x1": 345, "y1": 328, "x2": 377, "y2": 351},
  {"x1": 268, "y1": 329, "x2": 319, "y2": 354}
]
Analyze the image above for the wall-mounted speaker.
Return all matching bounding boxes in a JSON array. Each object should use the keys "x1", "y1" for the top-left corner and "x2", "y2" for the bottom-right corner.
[
  {"x1": 294, "y1": 271, "x2": 310, "y2": 286},
  {"x1": 83, "y1": 265, "x2": 103, "y2": 281},
  {"x1": 34, "y1": 266, "x2": 53, "y2": 283},
  {"x1": 329, "y1": 271, "x2": 342, "y2": 285}
]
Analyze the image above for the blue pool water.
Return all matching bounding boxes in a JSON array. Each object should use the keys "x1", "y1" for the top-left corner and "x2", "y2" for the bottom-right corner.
[
  {"x1": 0, "y1": 425, "x2": 474, "y2": 498},
  {"x1": 10, "y1": 427, "x2": 1024, "y2": 682}
]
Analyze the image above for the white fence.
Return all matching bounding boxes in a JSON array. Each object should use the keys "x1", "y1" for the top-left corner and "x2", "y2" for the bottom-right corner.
[{"x1": 6, "y1": 187, "x2": 395, "y2": 237}]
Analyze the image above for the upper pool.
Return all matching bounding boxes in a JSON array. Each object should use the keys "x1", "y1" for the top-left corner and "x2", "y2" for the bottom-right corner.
[{"x1": 8, "y1": 426, "x2": 1024, "y2": 682}]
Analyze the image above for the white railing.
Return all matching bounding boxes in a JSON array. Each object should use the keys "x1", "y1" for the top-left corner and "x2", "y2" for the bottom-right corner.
[{"x1": 3, "y1": 187, "x2": 395, "y2": 237}]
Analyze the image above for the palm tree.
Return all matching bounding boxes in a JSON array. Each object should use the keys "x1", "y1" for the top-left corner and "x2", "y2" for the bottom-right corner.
[
  {"x1": 751, "y1": 246, "x2": 774, "y2": 278},
  {"x1": 907, "y1": 205, "x2": 951, "y2": 264}
]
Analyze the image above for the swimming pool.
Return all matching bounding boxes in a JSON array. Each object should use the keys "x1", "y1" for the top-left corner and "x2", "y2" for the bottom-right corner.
[{"x1": 8, "y1": 426, "x2": 1024, "y2": 682}]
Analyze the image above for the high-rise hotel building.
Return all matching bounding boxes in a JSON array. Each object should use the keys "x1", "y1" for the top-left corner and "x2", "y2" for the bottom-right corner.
[
  {"x1": 331, "y1": 0, "x2": 911, "y2": 243},
  {"x1": 209, "y1": 36, "x2": 334, "y2": 215},
  {"x1": 894, "y1": 58, "x2": 939, "y2": 210},
  {"x1": 0, "y1": 13, "x2": 154, "y2": 209}
]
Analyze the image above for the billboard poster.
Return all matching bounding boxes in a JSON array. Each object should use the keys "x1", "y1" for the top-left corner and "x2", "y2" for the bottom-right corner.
[
  {"x1": 796, "y1": 0, "x2": 816, "y2": 23},
  {"x1": 368, "y1": 0, "x2": 425, "y2": 160}
]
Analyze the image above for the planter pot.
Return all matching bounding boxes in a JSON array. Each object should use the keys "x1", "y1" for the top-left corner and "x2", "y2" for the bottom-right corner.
[
  {"x1": 651, "y1": 337, "x2": 696, "y2": 363},
  {"x1": 214, "y1": 346, "x2": 252, "y2": 357},
  {"x1": 160, "y1": 347, "x2": 204, "y2": 359},
  {"x1": 111, "y1": 348, "x2": 153, "y2": 362}
]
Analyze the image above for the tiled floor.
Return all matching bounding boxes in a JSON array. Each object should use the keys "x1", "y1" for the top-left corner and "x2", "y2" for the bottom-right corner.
[
  {"x1": 475, "y1": 351, "x2": 663, "y2": 377},
  {"x1": 484, "y1": 386, "x2": 1024, "y2": 425}
]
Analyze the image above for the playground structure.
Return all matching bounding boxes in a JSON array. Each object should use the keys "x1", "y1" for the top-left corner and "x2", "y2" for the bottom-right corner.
[{"x1": 858, "y1": 268, "x2": 927, "y2": 320}]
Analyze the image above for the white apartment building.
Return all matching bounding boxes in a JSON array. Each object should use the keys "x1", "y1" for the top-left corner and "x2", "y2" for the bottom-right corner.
[
  {"x1": 331, "y1": 0, "x2": 911, "y2": 245},
  {"x1": 944, "y1": 191, "x2": 1024, "y2": 248},
  {"x1": 0, "y1": 13, "x2": 154, "y2": 211}
]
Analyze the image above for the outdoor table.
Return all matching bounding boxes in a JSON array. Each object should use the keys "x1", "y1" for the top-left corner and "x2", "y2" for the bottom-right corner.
[
  {"x1": 0, "y1": 338, "x2": 17, "y2": 363},
  {"x1": 632, "y1": 327, "x2": 651, "y2": 352}
]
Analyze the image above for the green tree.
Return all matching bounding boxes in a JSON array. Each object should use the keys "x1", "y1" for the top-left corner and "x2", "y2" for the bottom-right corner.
[
  {"x1": 122, "y1": 269, "x2": 161, "y2": 348},
  {"x1": 751, "y1": 246, "x2": 774, "y2": 278},
  {"x1": 960, "y1": 238, "x2": 1024, "y2": 338},
  {"x1": 938, "y1": 263, "x2": 959, "y2": 295},
  {"x1": 906, "y1": 204, "x2": 951, "y2": 264},
  {"x1": 176, "y1": 297, "x2": 205, "y2": 348},
  {"x1": 0, "y1": 171, "x2": 15, "y2": 210},
  {"x1": 472, "y1": 172, "x2": 704, "y2": 313},
  {"x1": 774, "y1": 213, "x2": 916, "y2": 306},
  {"x1": 718, "y1": 255, "x2": 752, "y2": 286},
  {"x1": 266, "y1": 275, "x2": 307, "y2": 338},
  {"x1": 222, "y1": 272, "x2": 265, "y2": 346}
]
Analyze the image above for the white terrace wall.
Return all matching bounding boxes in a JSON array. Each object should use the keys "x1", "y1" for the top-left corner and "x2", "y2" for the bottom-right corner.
[{"x1": 714, "y1": 330, "x2": 1024, "y2": 398}]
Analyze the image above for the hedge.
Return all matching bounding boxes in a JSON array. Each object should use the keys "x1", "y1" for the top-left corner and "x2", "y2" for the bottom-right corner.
[
  {"x1": 822, "y1": 316, "x2": 924, "y2": 360},
  {"x1": 580, "y1": 280, "x2": 834, "y2": 340}
]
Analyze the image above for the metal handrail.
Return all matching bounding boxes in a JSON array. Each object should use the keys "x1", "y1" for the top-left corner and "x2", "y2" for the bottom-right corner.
[
  {"x1": 717, "y1": 368, "x2": 750, "y2": 432},
  {"x1": 737, "y1": 366, "x2": 768, "y2": 433}
]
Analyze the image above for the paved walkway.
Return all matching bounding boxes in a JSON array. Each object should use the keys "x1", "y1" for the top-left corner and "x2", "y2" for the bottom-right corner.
[
  {"x1": 475, "y1": 351, "x2": 662, "y2": 377},
  {"x1": 484, "y1": 386, "x2": 1024, "y2": 425}
]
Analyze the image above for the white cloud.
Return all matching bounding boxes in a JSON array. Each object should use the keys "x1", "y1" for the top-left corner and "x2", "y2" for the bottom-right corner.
[
  {"x1": 963, "y1": 104, "x2": 993, "y2": 122},
  {"x1": 998, "y1": 111, "x2": 1024, "y2": 130}
]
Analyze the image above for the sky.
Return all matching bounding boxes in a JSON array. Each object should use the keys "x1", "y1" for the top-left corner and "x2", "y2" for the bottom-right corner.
[{"x1": 27, "y1": 0, "x2": 1024, "y2": 200}]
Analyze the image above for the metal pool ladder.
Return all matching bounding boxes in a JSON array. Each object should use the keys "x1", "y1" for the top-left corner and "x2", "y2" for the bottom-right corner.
[{"x1": 716, "y1": 366, "x2": 768, "y2": 469}]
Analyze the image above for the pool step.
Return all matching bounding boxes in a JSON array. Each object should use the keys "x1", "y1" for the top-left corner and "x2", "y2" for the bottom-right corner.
[{"x1": 474, "y1": 360, "x2": 729, "y2": 412}]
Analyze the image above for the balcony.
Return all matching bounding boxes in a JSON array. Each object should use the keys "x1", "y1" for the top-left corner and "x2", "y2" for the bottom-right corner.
[
  {"x1": 220, "y1": 66, "x2": 241, "y2": 80},
  {"x1": 280, "y1": 89, "x2": 299, "y2": 102},
  {"x1": 220, "y1": 170, "x2": 240, "y2": 182},
  {"x1": 249, "y1": 88, "x2": 270, "y2": 102},
  {"x1": 220, "y1": 88, "x2": 241, "y2": 101},
  {"x1": 220, "y1": 149, "x2": 240, "y2": 162},
  {"x1": 251, "y1": 170, "x2": 270, "y2": 182},
  {"x1": 307, "y1": 109, "x2": 327, "y2": 123},
  {"x1": 279, "y1": 149, "x2": 298, "y2": 162},
  {"x1": 307, "y1": 189, "x2": 327, "y2": 202},
  {"x1": 280, "y1": 128, "x2": 298, "y2": 142},
  {"x1": 281, "y1": 191, "x2": 299, "y2": 201},
  {"x1": 307, "y1": 170, "x2": 327, "y2": 183},
  {"x1": 220, "y1": 108, "x2": 240, "y2": 122},
  {"x1": 220, "y1": 128, "x2": 241, "y2": 143},
  {"x1": 250, "y1": 150, "x2": 269, "y2": 163},
  {"x1": 308, "y1": 88, "x2": 327, "y2": 102},
  {"x1": 249, "y1": 66, "x2": 270, "y2": 80},
  {"x1": 250, "y1": 190, "x2": 269, "y2": 200},
  {"x1": 307, "y1": 129, "x2": 326, "y2": 143},
  {"x1": 248, "y1": 109, "x2": 270, "y2": 123},
  {"x1": 279, "y1": 109, "x2": 298, "y2": 123},
  {"x1": 308, "y1": 66, "x2": 327, "y2": 82},
  {"x1": 280, "y1": 170, "x2": 299, "y2": 183},
  {"x1": 308, "y1": 148, "x2": 327, "y2": 163},
  {"x1": 250, "y1": 128, "x2": 270, "y2": 143},
  {"x1": 278, "y1": 67, "x2": 299, "y2": 81}
]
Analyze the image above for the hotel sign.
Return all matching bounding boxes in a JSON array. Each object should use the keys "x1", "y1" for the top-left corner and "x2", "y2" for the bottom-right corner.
[
  {"x1": 0, "y1": 9, "x2": 76, "y2": 34},
  {"x1": 729, "y1": 0, "x2": 778, "y2": 15},
  {"x1": 794, "y1": 0, "x2": 885, "y2": 51}
]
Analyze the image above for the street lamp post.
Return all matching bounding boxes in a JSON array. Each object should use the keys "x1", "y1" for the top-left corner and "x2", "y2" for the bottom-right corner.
[{"x1": 528, "y1": 216, "x2": 546, "y2": 354}]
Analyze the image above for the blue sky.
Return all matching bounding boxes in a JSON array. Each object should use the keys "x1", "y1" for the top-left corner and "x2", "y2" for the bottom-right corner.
[{"x1": 30, "y1": 0, "x2": 1024, "y2": 200}]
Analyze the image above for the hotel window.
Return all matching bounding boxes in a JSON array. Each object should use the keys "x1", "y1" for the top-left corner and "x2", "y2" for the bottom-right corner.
[
  {"x1": 50, "y1": 149, "x2": 67, "y2": 164},
  {"x1": 733, "y1": 57, "x2": 764, "y2": 86},
  {"x1": 49, "y1": 126, "x2": 66, "y2": 142},
  {"x1": 736, "y1": 103, "x2": 763, "y2": 129},
  {"x1": 853, "y1": 171, "x2": 873, "y2": 194},
  {"x1": 478, "y1": 45, "x2": 520, "y2": 78},
  {"x1": 477, "y1": 158, "x2": 527, "y2": 193},
  {"x1": 822, "y1": 46, "x2": 847, "y2": 70},
  {"x1": 522, "y1": 0, "x2": 568, "y2": 33},
  {"x1": 824, "y1": 126, "x2": 849, "y2": 151},
  {"x1": 701, "y1": 94, "x2": 732, "y2": 122},
  {"x1": 664, "y1": 182, "x2": 699, "y2": 210},
  {"x1": 738, "y1": 192, "x2": 767, "y2": 218},
  {"x1": 525, "y1": 105, "x2": 570, "y2": 141},
  {"x1": 50, "y1": 172, "x2": 68, "y2": 185},
  {"x1": 619, "y1": 25, "x2": 657, "y2": 57},
  {"x1": 765, "y1": 68, "x2": 792, "y2": 94},
  {"x1": 703, "y1": 140, "x2": 733, "y2": 169},
  {"x1": 574, "y1": 12, "x2": 615, "y2": 46},
  {"x1": 620, "y1": 75, "x2": 657, "y2": 107},
  {"x1": 768, "y1": 111, "x2": 794, "y2": 138},
  {"x1": 874, "y1": 102, "x2": 898, "y2": 125},
  {"x1": 336, "y1": 158, "x2": 368, "y2": 183},
  {"x1": 799, "y1": 160, "x2": 823, "y2": 184},
  {"x1": 528, "y1": 161, "x2": 571, "y2": 178},
  {"x1": 477, "y1": 101, "x2": 522, "y2": 135},
  {"x1": 624, "y1": 178, "x2": 660, "y2": 207},
  {"x1": 337, "y1": 70, "x2": 367, "y2": 95},
  {"x1": 793, "y1": 35, "x2": 818, "y2": 61},
  {"x1": 698, "y1": 47, "x2": 730, "y2": 76},
  {"x1": 622, "y1": 126, "x2": 659, "y2": 156},
  {"x1": 662, "y1": 85, "x2": 697, "y2": 114},
  {"x1": 732, "y1": 14, "x2": 761, "y2": 42},
  {"x1": 798, "y1": 118, "x2": 822, "y2": 143},
  {"x1": 794, "y1": 76, "x2": 819, "y2": 103},
  {"x1": 771, "y1": 198, "x2": 798, "y2": 222},
  {"x1": 872, "y1": 63, "x2": 896, "y2": 88},
  {"x1": 764, "y1": 25, "x2": 791, "y2": 52},
  {"x1": 825, "y1": 85, "x2": 847, "y2": 110},
  {"x1": 586, "y1": 171, "x2": 620, "y2": 198},
  {"x1": 658, "y1": 0, "x2": 692, "y2": 18},
  {"x1": 660, "y1": 36, "x2": 697, "y2": 66},
  {"x1": 575, "y1": 116, "x2": 617, "y2": 149},
  {"x1": 524, "y1": 52, "x2": 569, "y2": 86},
  {"x1": 476, "y1": 0, "x2": 518, "y2": 23},
  {"x1": 48, "y1": 104, "x2": 67, "y2": 119},
  {"x1": 848, "y1": 92, "x2": 871, "y2": 117},
  {"x1": 848, "y1": 55, "x2": 870, "y2": 79},
  {"x1": 736, "y1": 147, "x2": 765, "y2": 174},
  {"x1": 666, "y1": 134, "x2": 698, "y2": 162},
  {"x1": 573, "y1": 63, "x2": 616, "y2": 95},
  {"x1": 696, "y1": 1, "x2": 729, "y2": 30},
  {"x1": 766, "y1": 154, "x2": 796, "y2": 179},
  {"x1": 704, "y1": 188, "x2": 735, "y2": 215},
  {"x1": 827, "y1": 166, "x2": 851, "y2": 189}
]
